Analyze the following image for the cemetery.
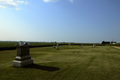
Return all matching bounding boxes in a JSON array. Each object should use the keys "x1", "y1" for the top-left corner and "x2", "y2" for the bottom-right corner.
[
  {"x1": 0, "y1": 0, "x2": 120, "y2": 79},
  {"x1": 0, "y1": 41, "x2": 120, "y2": 80}
]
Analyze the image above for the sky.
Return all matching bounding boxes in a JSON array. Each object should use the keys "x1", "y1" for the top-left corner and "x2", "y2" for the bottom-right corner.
[{"x1": 0, "y1": 0, "x2": 120, "y2": 43}]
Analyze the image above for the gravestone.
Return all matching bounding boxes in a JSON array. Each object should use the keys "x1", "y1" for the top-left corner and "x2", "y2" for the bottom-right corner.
[
  {"x1": 93, "y1": 44, "x2": 96, "y2": 47},
  {"x1": 12, "y1": 41, "x2": 33, "y2": 67},
  {"x1": 56, "y1": 44, "x2": 59, "y2": 50},
  {"x1": 69, "y1": 43, "x2": 71, "y2": 45},
  {"x1": 81, "y1": 44, "x2": 83, "y2": 46},
  {"x1": 53, "y1": 44, "x2": 55, "y2": 48}
]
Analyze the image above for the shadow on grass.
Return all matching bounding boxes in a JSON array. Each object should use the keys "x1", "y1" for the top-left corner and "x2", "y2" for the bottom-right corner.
[{"x1": 23, "y1": 64, "x2": 60, "y2": 72}]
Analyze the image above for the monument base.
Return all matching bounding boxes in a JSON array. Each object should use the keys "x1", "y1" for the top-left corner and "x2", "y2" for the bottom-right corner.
[
  {"x1": 56, "y1": 48, "x2": 59, "y2": 50},
  {"x1": 12, "y1": 59, "x2": 33, "y2": 67}
]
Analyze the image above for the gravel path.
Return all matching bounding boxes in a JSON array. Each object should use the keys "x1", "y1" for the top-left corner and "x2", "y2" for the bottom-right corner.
[{"x1": 112, "y1": 46, "x2": 120, "y2": 49}]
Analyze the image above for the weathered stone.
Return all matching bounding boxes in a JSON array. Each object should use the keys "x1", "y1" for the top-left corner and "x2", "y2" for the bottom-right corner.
[
  {"x1": 12, "y1": 41, "x2": 33, "y2": 67},
  {"x1": 69, "y1": 43, "x2": 71, "y2": 45},
  {"x1": 56, "y1": 44, "x2": 59, "y2": 50},
  {"x1": 93, "y1": 44, "x2": 96, "y2": 47}
]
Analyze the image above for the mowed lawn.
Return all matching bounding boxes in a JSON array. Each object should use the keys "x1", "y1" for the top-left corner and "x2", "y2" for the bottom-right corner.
[{"x1": 0, "y1": 46, "x2": 120, "y2": 80}]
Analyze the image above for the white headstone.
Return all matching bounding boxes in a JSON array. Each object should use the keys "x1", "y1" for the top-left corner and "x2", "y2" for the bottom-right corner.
[
  {"x1": 69, "y1": 43, "x2": 71, "y2": 45},
  {"x1": 81, "y1": 44, "x2": 83, "y2": 46},
  {"x1": 56, "y1": 44, "x2": 59, "y2": 49},
  {"x1": 93, "y1": 44, "x2": 96, "y2": 47}
]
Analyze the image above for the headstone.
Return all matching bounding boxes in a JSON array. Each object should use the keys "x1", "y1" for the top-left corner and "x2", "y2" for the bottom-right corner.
[
  {"x1": 56, "y1": 44, "x2": 59, "y2": 50},
  {"x1": 12, "y1": 41, "x2": 33, "y2": 67},
  {"x1": 93, "y1": 44, "x2": 96, "y2": 47},
  {"x1": 69, "y1": 43, "x2": 71, "y2": 45},
  {"x1": 53, "y1": 44, "x2": 55, "y2": 48}
]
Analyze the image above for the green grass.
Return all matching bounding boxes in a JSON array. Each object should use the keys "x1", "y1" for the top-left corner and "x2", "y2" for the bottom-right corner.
[
  {"x1": 0, "y1": 42, "x2": 17, "y2": 47},
  {"x1": 0, "y1": 46, "x2": 120, "y2": 80},
  {"x1": 0, "y1": 42, "x2": 54, "y2": 48}
]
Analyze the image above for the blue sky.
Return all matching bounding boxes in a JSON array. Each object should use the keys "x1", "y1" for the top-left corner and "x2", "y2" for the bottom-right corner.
[{"x1": 0, "y1": 0, "x2": 120, "y2": 43}]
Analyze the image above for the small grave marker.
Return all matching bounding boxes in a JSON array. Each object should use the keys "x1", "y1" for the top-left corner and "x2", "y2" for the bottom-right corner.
[
  {"x1": 56, "y1": 44, "x2": 59, "y2": 50},
  {"x1": 93, "y1": 44, "x2": 96, "y2": 47},
  {"x1": 53, "y1": 44, "x2": 55, "y2": 48},
  {"x1": 69, "y1": 43, "x2": 71, "y2": 45}
]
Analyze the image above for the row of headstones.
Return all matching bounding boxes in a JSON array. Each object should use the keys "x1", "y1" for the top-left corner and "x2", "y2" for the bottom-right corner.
[
  {"x1": 53, "y1": 43, "x2": 72, "y2": 49},
  {"x1": 53, "y1": 44, "x2": 59, "y2": 49},
  {"x1": 12, "y1": 42, "x2": 61, "y2": 67},
  {"x1": 53, "y1": 43, "x2": 96, "y2": 47},
  {"x1": 81, "y1": 44, "x2": 96, "y2": 47},
  {"x1": 12, "y1": 41, "x2": 96, "y2": 67},
  {"x1": 53, "y1": 43, "x2": 96, "y2": 49}
]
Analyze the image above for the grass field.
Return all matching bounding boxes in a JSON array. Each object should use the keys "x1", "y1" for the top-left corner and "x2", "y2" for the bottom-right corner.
[
  {"x1": 0, "y1": 45, "x2": 120, "y2": 80},
  {"x1": 0, "y1": 41, "x2": 54, "y2": 48}
]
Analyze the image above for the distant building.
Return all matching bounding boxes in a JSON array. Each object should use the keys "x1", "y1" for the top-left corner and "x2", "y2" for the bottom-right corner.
[
  {"x1": 111, "y1": 41, "x2": 116, "y2": 44},
  {"x1": 102, "y1": 41, "x2": 116, "y2": 44},
  {"x1": 102, "y1": 41, "x2": 110, "y2": 44}
]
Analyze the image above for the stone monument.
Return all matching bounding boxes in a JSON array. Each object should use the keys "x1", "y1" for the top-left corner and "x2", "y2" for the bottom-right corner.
[
  {"x1": 93, "y1": 44, "x2": 96, "y2": 47},
  {"x1": 12, "y1": 41, "x2": 33, "y2": 67},
  {"x1": 69, "y1": 43, "x2": 71, "y2": 45},
  {"x1": 81, "y1": 44, "x2": 83, "y2": 46},
  {"x1": 56, "y1": 44, "x2": 59, "y2": 50},
  {"x1": 53, "y1": 44, "x2": 55, "y2": 48}
]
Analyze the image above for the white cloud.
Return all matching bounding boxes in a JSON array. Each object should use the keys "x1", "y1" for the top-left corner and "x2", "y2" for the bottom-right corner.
[
  {"x1": 43, "y1": 0, "x2": 59, "y2": 2},
  {"x1": 0, "y1": 0, "x2": 28, "y2": 10},
  {"x1": 15, "y1": 7, "x2": 20, "y2": 10},
  {"x1": 0, "y1": 5, "x2": 7, "y2": 8},
  {"x1": 69, "y1": 0, "x2": 73, "y2": 2},
  {"x1": 24, "y1": 1, "x2": 28, "y2": 5},
  {"x1": 43, "y1": 0, "x2": 73, "y2": 3},
  {"x1": 16, "y1": 1, "x2": 24, "y2": 4}
]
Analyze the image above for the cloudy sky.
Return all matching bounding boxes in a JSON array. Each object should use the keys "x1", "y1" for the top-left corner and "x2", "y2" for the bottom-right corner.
[{"x1": 0, "y1": 0, "x2": 120, "y2": 43}]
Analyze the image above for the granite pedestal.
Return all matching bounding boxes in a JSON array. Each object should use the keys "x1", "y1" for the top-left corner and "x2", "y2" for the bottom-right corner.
[{"x1": 12, "y1": 41, "x2": 33, "y2": 67}]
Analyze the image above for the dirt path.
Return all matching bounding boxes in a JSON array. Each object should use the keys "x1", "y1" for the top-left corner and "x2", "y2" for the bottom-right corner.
[{"x1": 112, "y1": 46, "x2": 120, "y2": 49}]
